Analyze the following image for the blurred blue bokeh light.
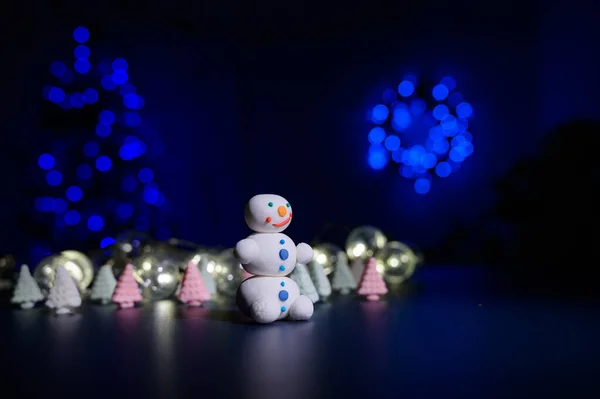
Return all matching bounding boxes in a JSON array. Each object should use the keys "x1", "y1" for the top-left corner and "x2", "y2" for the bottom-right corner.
[
  {"x1": 95, "y1": 155, "x2": 112, "y2": 172},
  {"x1": 73, "y1": 27, "x2": 90, "y2": 43},
  {"x1": 112, "y1": 70, "x2": 128, "y2": 85},
  {"x1": 367, "y1": 144, "x2": 389, "y2": 170},
  {"x1": 138, "y1": 168, "x2": 154, "y2": 183},
  {"x1": 64, "y1": 210, "x2": 81, "y2": 226},
  {"x1": 87, "y1": 215, "x2": 104, "y2": 231},
  {"x1": 69, "y1": 93, "x2": 85, "y2": 108},
  {"x1": 46, "y1": 170, "x2": 63, "y2": 186},
  {"x1": 432, "y1": 84, "x2": 449, "y2": 101},
  {"x1": 84, "y1": 88, "x2": 99, "y2": 104},
  {"x1": 96, "y1": 124, "x2": 112, "y2": 137},
  {"x1": 74, "y1": 45, "x2": 90, "y2": 59},
  {"x1": 397, "y1": 81, "x2": 415, "y2": 97},
  {"x1": 368, "y1": 127, "x2": 386, "y2": 144},
  {"x1": 414, "y1": 178, "x2": 431, "y2": 195},
  {"x1": 112, "y1": 58, "x2": 128, "y2": 71},
  {"x1": 74, "y1": 59, "x2": 91, "y2": 74},
  {"x1": 52, "y1": 198, "x2": 68, "y2": 214},
  {"x1": 101, "y1": 75, "x2": 116, "y2": 90},
  {"x1": 66, "y1": 186, "x2": 83, "y2": 202},
  {"x1": 371, "y1": 104, "x2": 389, "y2": 124},
  {"x1": 100, "y1": 237, "x2": 116, "y2": 249},
  {"x1": 49, "y1": 87, "x2": 65, "y2": 103},
  {"x1": 38, "y1": 154, "x2": 55, "y2": 170},
  {"x1": 99, "y1": 110, "x2": 116, "y2": 125},
  {"x1": 124, "y1": 112, "x2": 142, "y2": 127}
]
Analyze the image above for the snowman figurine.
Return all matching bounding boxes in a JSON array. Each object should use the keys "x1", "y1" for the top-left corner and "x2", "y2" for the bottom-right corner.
[{"x1": 235, "y1": 194, "x2": 315, "y2": 324}]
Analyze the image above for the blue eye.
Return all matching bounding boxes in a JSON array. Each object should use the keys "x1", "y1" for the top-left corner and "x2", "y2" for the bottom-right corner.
[
  {"x1": 286, "y1": 203, "x2": 290, "y2": 207},
  {"x1": 268, "y1": 202, "x2": 273, "y2": 207}
]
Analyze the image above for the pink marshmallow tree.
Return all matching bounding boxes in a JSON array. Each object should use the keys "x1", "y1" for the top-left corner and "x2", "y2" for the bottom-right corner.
[
  {"x1": 112, "y1": 263, "x2": 143, "y2": 308},
  {"x1": 177, "y1": 261, "x2": 211, "y2": 307},
  {"x1": 357, "y1": 257, "x2": 388, "y2": 301}
]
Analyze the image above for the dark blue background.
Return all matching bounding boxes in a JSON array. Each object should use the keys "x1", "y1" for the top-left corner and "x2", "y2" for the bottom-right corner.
[{"x1": 1, "y1": 0, "x2": 599, "y2": 264}]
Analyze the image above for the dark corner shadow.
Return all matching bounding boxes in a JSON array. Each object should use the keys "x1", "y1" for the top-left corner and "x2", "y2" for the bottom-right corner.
[{"x1": 434, "y1": 120, "x2": 600, "y2": 299}]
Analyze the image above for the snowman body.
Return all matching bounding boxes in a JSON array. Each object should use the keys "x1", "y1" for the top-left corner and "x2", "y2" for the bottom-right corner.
[
  {"x1": 235, "y1": 194, "x2": 314, "y2": 324},
  {"x1": 237, "y1": 276, "x2": 300, "y2": 321}
]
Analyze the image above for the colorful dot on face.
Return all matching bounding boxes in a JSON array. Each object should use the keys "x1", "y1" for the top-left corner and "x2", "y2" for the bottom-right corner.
[
  {"x1": 286, "y1": 203, "x2": 290, "y2": 207},
  {"x1": 265, "y1": 217, "x2": 272, "y2": 223},
  {"x1": 280, "y1": 281, "x2": 285, "y2": 286},
  {"x1": 280, "y1": 239, "x2": 285, "y2": 245},
  {"x1": 281, "y1": 306, "x2": 286, "y2": 312},
  {"x1": 279, "y1": 265, "x2": 285, "y2": 271},
  {"x1": 268, "y1": 202, "x2": 273, "y2": 207},
  {"x1": 279, "y1": 249, "x2": 289, "y2": 260},
  {"x1": 278, "y1": 290, "x2": 289, "y2": 301}
]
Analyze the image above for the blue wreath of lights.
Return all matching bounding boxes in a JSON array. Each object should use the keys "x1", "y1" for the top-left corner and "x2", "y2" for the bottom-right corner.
[{"x1": 367, "y1": 74, "x2": 475, "y2": 194}]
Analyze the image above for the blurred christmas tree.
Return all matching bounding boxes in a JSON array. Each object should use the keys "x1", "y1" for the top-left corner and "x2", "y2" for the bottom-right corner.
[{"x1": 23, "y1": 26, "x2": 172, "y2": 263}]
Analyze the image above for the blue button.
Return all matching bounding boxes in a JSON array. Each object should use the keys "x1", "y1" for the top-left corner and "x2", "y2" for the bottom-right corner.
[
  {"x1": 280, "y1": 281, "x2": 285, "y2": 287},
  {"x1": 280, "y1": 306, "x2": 286, "y2": 312},
  {"x1": 279, "y1": 265, "x2": 285, "y2": 271},
  {"x1": 278, "y1": 290, "x2": 289, "y2": 301},
  {"x1": 279, "y1": 249, "x2": 289, "y2": 260},
  {"x1": 280, "y1": 239, "x2": 285, "y2": 245}
]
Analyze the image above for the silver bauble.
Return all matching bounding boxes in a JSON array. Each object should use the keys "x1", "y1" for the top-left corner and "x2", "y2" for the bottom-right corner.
[
  {"x1": 213, "y1": 248, "x2": 244, "y2": 298},
  {"x1": 374, "y1": 241, "x2": 418, "y2": 284},
  {"x1": 33, "y1": 251, "x2": 94, "y2": 293},
  {"x1": 312, "y1": 243, "x2": 345, "y2": 276},
  {"x1": 345, "y1": 226, "x2": 387, "y2": 260},
  {"x1": 132, "y1": 249, "x2": 180, "y2": 300}
]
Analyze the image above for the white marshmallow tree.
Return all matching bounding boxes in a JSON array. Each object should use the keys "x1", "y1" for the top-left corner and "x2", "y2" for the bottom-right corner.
[
  {"x1": 308, "y1": 261, "x2": 331, "y2": 301},
  {"x1": 90, "y1": 265, "x2": 117, "y2": 305},
  {"x1": 331, "y1": 254, "x2": 357, "y2": 295},
  {"x1": 11, "y1": 265, "x2": 44, "y2": 309},
  {"x1": 46, "y1": 265, "x2": 82, "y2": 314},
  {"x1": 290, "y1": 263, "x2": 319, "y2": 303}
]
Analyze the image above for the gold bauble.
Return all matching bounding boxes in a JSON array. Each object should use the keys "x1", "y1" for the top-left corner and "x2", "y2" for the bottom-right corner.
[
  {"x1": 374, "y1": 241, "x2": 418, "y2": 284},
  {"x1": 345, "y1": 226, "x2": 387, "y2": 260},
  {"x1": 312, "y1": 243, "x2": 345, "y2": 276}
]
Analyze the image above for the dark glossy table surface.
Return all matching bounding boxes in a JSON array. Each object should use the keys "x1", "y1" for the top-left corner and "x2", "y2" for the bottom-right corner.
[{"x1": 1, "y1": 267, "x2": 599, "y2": 399}]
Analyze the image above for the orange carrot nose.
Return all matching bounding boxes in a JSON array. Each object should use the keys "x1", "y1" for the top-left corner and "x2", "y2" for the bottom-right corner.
[{"x1": 277, "y1": 206, "x2": 287, "y2": 217}]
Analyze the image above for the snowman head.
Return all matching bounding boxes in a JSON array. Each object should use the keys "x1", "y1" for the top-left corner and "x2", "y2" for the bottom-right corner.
[{"x1": 245, "y1": 194, "x2": 293, "y2": 233}]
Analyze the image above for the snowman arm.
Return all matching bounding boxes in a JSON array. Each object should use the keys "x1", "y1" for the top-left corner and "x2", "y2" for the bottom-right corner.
[
  {"x1": 296, "y1": 243, "x2": 314, "y2": 264},
  {"x1": 235, "y1": 239, "x2": 260, "y2": 264}
]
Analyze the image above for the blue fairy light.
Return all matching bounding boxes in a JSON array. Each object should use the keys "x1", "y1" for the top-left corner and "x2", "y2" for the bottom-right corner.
[
  {"x1": 84, "y1": 88, "x2": 99, "y2": 104},
  {"x1": 73, "y1": 27, "x2": 90, "y2": 43},
  {"x1": 74, "y1": 59, "x2": 91, "y2": 74},
  {"x1": 87, "y1": 215, "x2": 104, "y2": 231},
  {"x1": 38, "y1": 154, "x2": 55, "y2": 170},
  {"x1": 74, "y1": 45, "x2": 90, "y2": 59},
  {"x1": 64, "y1": 210, "x2": 81, "y2": 226}
]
